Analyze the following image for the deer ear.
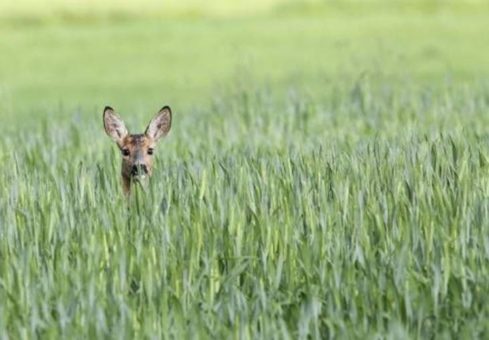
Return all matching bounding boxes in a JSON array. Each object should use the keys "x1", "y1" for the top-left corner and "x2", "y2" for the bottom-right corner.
[
  {"x1": 145, "y1": 106, "x2": 172, "y2": 142},
  {"x1": 103, "y1": 106, "x2": 128, "y2": 145}
]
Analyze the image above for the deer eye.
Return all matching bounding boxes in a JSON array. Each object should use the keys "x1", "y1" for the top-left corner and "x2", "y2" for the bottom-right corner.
[
  {"x1": 148, "y1": 148, "x2": 154, "y2": 155},
  {"x1": 122, "y1": 149, "x2": 130, "y2": 156}
]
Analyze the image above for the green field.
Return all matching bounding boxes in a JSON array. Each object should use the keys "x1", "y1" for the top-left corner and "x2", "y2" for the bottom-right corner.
[{"x1": 1, "y1": 1, "x2": 489, "y2": 338}]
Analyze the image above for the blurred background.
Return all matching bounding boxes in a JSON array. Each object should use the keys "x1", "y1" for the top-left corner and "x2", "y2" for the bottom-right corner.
[{"x1": 1, "y1": 0, "x2": 489, "y2": 127}]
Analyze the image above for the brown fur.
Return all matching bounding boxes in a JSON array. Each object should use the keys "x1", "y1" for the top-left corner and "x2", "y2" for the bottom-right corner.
[{"x1": 103, "y1": 106, "x2": 172, "y2": 196}]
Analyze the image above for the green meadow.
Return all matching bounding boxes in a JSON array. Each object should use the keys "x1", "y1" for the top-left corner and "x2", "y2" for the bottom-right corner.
[{"x1": 1, "y1": 1, "x2": 489, "y2": 338}]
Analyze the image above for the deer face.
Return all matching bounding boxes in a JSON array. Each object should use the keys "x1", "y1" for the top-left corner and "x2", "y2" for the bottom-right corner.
[{"x1": 103, "y1": 106, "x2": 172, "y2": 195}]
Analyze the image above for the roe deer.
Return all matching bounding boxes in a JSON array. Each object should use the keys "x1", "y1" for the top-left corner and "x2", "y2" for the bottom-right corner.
[{"x1": 103, "y1": 106, "x2": 172, "y2": 195}]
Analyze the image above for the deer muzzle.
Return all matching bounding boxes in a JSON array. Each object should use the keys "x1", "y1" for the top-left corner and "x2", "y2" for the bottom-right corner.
[{"x1": 131, "y1": 163, "x2": 148, "y2": 179}]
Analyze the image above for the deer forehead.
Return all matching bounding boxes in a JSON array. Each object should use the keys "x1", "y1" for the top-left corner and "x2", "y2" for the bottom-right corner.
[{"x1": 122, "y1": 134, "x2": 154, "y2": 148}]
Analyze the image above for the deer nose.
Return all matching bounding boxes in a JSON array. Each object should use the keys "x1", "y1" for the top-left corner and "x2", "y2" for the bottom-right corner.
[{"x1": 131, "y1": 164, "x2": 148, "y2": 176}]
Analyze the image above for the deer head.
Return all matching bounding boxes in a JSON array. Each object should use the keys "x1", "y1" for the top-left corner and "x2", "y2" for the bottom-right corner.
[{"x1": 103, "y1": 106, "x2": 172, "y2": 195}]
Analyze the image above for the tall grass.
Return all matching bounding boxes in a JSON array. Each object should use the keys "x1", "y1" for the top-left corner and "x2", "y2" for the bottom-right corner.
[{"x1": 1, "y1": 82, "x2": 488, "y2": 338}]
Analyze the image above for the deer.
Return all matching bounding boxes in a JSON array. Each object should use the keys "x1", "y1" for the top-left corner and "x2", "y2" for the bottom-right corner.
[{"x1": 103, "y1": 106, "x2": 172, "y2": 196}]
